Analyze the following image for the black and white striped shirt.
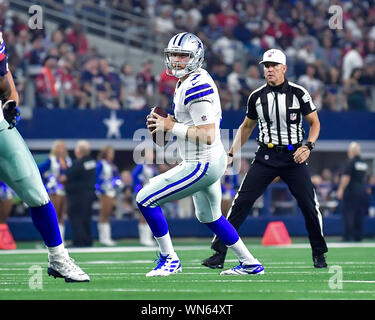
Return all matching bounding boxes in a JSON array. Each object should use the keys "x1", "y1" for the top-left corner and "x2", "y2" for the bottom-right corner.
[{"x1": 246, "y1": 79, "x2": 317, "y2": 146}]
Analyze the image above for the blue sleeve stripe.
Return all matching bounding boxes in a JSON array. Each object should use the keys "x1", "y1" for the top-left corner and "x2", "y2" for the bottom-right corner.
[
  {"x1": 0, "y1": 43, "x2": 5, "y2": 54},
  {"x1": 184, "y1": 88, "x2": 214, "y2": 105},
  {"x1": 186, "y1": 83, "x2": 211, "y2": 96}
]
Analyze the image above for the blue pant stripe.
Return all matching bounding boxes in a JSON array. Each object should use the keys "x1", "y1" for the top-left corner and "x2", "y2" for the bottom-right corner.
[
  {"x1": 146, "y1": 163, "x2": 209, "y2": 207},
  {"x1": 140, "y1": 163, "x2": 201, "y2": 206}
]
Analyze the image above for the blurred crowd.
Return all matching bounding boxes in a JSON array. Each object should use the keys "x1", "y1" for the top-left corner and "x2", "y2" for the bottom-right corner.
[{"x1": 1, "y1": 0, "x2": 375, "y2": 111}]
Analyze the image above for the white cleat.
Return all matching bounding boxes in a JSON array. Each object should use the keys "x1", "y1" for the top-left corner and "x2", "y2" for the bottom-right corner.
[
  {"x1": 146, "y1": 252, "x2": 182, "y2": 277},
  {"x1": 47, "y1": 249, "x2": 90, "y2": 282},
  {"x1": 220, "y1": 260, "x2": 264, "y2": 275}
]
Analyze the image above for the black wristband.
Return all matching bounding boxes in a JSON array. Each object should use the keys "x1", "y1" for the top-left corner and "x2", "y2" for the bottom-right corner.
[
  {"x1": 305, "y1": 141, "x2": 315, "y2": 151},
  {"x1": 228, "y1": 153, "x2": 234, "y2": 158}
]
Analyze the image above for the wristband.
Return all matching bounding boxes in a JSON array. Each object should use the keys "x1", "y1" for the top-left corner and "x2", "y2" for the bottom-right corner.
[
  {"x1": 228, "y1": 153, "x2": 234, "y2": 158},
  {"x1": 305, "y1": 141, "x2": 315, "y2": 151},
  {"x1": 171, "y1": 122, "x2": 189, "y2": 139}
]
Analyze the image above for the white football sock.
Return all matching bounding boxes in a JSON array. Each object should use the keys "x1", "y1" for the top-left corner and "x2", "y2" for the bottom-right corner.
[
  {"x1": 227, "y1": 238, "x2": 258, "y2": 265},
  {"x1": 47, "y1": 243, "x2": 65, "y2": 256},
  {"x1": 154, "y1": 232, "x2": 174, "y2": 256}
]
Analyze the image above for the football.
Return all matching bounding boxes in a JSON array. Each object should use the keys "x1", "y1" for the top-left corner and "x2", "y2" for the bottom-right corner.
[{"x1": 147, "y1": 106, "x2": 170, "y2": 147}]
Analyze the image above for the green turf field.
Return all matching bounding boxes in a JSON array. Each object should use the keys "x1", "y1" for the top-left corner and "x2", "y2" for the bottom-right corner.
[{"x1": 1, "y1": 238, "x2": 375, "y2": 300}]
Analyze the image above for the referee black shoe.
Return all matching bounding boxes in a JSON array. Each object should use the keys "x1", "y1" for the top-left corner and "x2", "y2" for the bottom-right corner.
[
  {"x1": 202, "y1": 252, "x2": 225, "y2": 269},
  {"x1": 313, "y1": 254, "x2": 327, "y2": 268}
]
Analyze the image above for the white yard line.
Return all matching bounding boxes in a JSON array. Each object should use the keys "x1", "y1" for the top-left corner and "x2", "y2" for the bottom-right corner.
[
  {"x1": 274, "y1": 242, "x2": 375, "y2": 249},
  {"x1": 1, "y1": 241, "x2": 375, "y2": 255},
  {"x1": 0, "y1": 245, "x2": 208, "y2": 255},
  {"x1": 2, "y1": 259, "x2": 375, "y2": 267}
]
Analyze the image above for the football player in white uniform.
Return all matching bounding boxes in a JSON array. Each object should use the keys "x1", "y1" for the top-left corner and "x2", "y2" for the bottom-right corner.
[
  {"x1": 138, "y1": 32, "x2": 264, "y2": 276},
  {"x1": 0, "y1": 31, "x2": 89, "y2": 281}
]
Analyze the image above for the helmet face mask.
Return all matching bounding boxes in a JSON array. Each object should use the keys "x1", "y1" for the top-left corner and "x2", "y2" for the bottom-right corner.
[{"x1": 164, "y1": 33, "x2": 204, "y2": 78}]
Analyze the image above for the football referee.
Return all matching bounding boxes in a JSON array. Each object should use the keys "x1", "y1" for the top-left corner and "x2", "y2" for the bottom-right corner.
[{"x1": 202, "y1": 49, "x2": 328, "y2": 269}]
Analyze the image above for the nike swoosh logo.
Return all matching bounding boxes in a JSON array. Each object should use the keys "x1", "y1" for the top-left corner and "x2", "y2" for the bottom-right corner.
[{"x1": 191, "y1": 81, "x2": 199, "y2": 86}]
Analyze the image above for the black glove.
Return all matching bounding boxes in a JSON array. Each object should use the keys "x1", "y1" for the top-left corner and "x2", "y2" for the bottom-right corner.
[{"x1": 2, "y1": 100, "x2": 21, "y2": 129}]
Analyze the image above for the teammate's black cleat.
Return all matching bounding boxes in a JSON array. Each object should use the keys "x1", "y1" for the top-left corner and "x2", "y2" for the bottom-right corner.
[
  {"x1": 313, "y1": 254, "x2": 327, "y2": 268},
  {"x1": 202, "y1": 252, "x2": 225, "y2": 269}
]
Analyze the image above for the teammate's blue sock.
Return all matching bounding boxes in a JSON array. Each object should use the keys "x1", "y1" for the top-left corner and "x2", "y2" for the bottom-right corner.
[
  {"x1": 205, "y1": 215, "x2": 239, "y2": 246},
  {"x1": 29, "y1": 201, "x2": 62, "y2": 247},
  {"x1": 136, "y1": 203, "x2": 168, "y2": 237}
]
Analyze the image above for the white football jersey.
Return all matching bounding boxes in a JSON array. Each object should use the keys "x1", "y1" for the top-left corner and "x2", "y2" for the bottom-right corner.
[{"x1": 173, "y1": 68, "x2": 225, "y2": 162}]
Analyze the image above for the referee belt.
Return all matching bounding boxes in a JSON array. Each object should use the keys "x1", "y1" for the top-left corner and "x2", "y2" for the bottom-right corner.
[{"x1": 257, "y1": 141, "x2": 302, "y2": 152}]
